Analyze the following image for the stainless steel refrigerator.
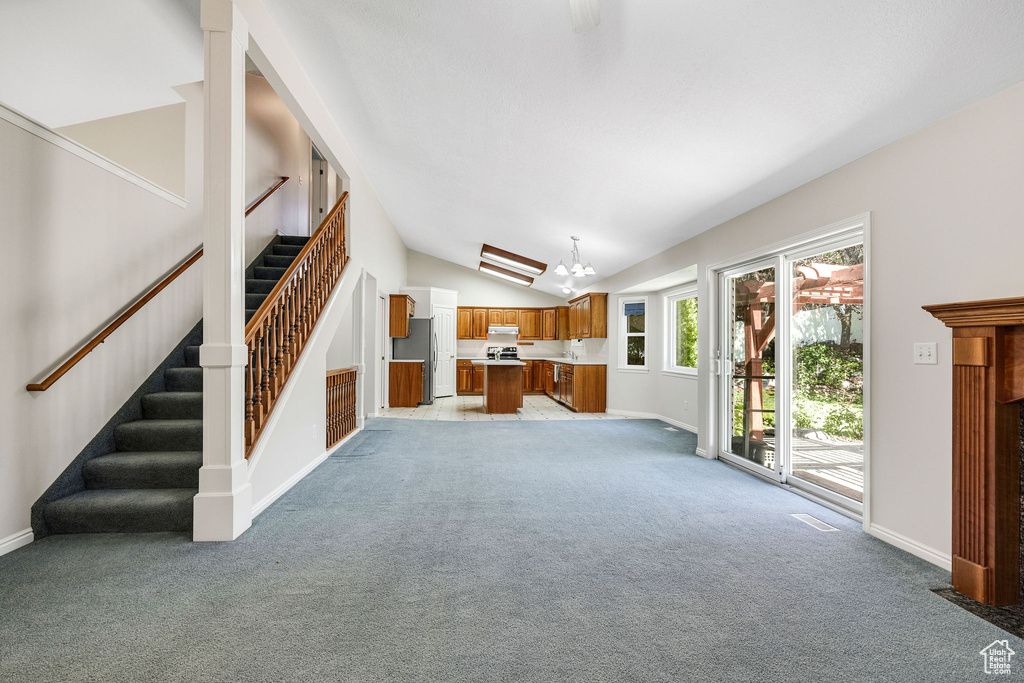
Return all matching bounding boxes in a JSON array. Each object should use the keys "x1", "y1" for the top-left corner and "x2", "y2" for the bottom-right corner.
[{"x1": 392, "y1": 317, "x2": 435, "y2": 405}]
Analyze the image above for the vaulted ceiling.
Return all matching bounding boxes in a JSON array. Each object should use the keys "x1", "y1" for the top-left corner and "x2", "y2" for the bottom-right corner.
[{"x1": 258, "y1": 0, "x2": 1024, "y2": 295}]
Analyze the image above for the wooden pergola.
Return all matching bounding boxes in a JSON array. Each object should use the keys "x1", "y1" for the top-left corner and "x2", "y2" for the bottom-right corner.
[{"x1": 732, "y1": 263, "x2": 864, "y2": 456}]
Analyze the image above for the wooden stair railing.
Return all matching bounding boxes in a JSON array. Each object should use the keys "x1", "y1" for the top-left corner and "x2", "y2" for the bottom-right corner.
[
  {"x1": 327, "y1": 366, "x2": 358, "y2": 448},
  {"x1": 245, "y1": 191, "x2": 350, "y2": 458},
  {"x1": 25, "y1": 176, "x2": 292, "y2": 392}
]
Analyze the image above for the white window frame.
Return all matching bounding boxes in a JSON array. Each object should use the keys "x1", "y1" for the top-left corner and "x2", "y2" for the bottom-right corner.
[
  {"x1": 663, "y1": 285, "x2": 698, "y2": 377},
  {"x1": 618, "y1": 296, "x2": 649, "y2": 372}
]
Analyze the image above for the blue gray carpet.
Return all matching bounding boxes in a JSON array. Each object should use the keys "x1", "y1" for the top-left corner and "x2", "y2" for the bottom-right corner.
[{"x1": 0, "y1": 418, "x2": 1016, "y2": 681}]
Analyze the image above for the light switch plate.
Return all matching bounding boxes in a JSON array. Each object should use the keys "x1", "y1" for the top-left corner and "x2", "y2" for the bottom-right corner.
[{"x1": 914, "y1": 342, "x2": 937, "y2": 365}]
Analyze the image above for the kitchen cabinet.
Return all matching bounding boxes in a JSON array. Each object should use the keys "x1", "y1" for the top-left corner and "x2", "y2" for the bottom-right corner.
[
  {"x1": 543, "y1": 361, "x2": 555, "y2": 397},
  {"x1": 566, "y1": 293, "x2": 607, "y2": 339},
  {"x1": 560, "y1": 365, "x2": 574, "y2": 409},
  {"x1": 541, "y1": 309, "x2": 556, "y2": 340},
  {"x1": 457, "y1": 308, "x2": 472, "y2": 339},
  {"x1": 472, "y1": 308, "x2": 488, "y2": 339},
  {"x1": 521, "y1": 360, "x2": 532, "y2": 392},
  {"x1": 389, "y1": 361, "x2": 423, "y2": 407},
  {"x1": 456, "y1": 359, "x2": 485, "y2": 395},
  {"x1": 488, "y1": 309, "x2": 504, "y2": 326},
  {"x1": 503, "y1": 309, "x2": 518, "y2": 326},
  {"x1": 519, "y1": 309, "x2": 542, "y2": 340},
  {"x1": 389, "y1": 294, "x2": 415, "y2": 338}
]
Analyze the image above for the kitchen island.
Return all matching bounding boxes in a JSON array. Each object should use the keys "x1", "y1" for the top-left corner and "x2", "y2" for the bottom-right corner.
[{"x1": 471, "y1": 360, "x2": 525, "y2": 414}]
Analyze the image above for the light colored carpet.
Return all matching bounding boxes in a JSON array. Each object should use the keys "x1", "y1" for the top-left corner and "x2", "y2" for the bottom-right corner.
[{"x1": 0, "y1": 418, "x2": 1014, "y2": 682}]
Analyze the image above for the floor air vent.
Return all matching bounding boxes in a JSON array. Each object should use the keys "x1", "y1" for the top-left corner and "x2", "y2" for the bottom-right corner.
[{"x1": 791, "y1": 513, "x2": 837, "y2": 531}]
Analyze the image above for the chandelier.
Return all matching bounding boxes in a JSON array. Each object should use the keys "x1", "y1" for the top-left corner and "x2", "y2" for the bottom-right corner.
[{"x1": 554, "y1": 236, "x2": 596, "y2": 277}]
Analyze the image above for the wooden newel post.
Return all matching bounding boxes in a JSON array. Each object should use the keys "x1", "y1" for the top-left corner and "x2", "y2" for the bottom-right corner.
[{"x1": 924, "y1": 297, "x2": 1024, "y2": 606}]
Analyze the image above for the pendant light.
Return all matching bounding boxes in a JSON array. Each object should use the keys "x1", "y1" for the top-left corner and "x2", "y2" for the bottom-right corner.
[{"x1": 557, "y1": 236, "x2": 596, "y2": 278}]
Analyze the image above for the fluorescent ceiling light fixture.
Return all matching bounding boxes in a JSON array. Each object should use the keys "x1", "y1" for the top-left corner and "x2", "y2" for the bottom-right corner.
[
  {"x1": 480, "y1": 244, "x2": 546, "y2": 275},
  {"x1": 478, "y1": 261, "x2": 534, "y2": 286}
]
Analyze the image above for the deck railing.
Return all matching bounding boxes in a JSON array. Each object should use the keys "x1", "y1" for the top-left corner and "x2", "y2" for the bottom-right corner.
[
  {"x1": 326, "y1": 366, "x2": 359, "y2": 448},
  {"x1": 245, "y1": 192, "x2": 350, "y2": 457}
]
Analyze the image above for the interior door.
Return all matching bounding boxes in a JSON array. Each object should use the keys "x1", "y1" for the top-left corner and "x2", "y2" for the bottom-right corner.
[
  {"x1": 379, "y1": 294, "x2": 387, "y2": 410},
  {"x1": 719, "y1": 259, "x2": 783, "y2": 481},
  {"x1": 432, "y1": 304, "x2": 456, "y2": 397}
]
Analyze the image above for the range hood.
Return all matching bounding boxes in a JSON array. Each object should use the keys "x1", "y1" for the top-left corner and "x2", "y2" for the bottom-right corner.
[{"x1": 488, "y1": 326, "x2": 519, "y2": 336}]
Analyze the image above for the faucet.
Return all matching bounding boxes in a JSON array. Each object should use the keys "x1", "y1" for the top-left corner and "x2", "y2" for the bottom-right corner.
[{"x1": 563, "y1": 349, "x2": 578, "y2": 361}]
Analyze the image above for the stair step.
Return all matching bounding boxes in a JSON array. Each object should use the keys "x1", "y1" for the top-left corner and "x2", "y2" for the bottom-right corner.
[
  {"x1": 272, "y1": 244, "x2": 303, "y2": 257},
  {"x1": 262, "y1": 254, "x2": 295, "y2": 269},
  {"x1": 142, "y1": 392, "x2": 202, "y2": 419},
  {"x1": 184, "y1": 345, "x2": 201, "y2": 367},
  {"x1": 83, "y1": 451, "x2": 202, "y2": 489},
  {"x1": 165, "y1": 366, "x2": 202, "y2": 391},
  {"x1": 254, "y1": 266, "x2": 287, "y2": 281},
  {"x1": 45, "y1": 489, "x2": 196, "y2": 534},
  {"x1": 246, "y1": 278, "x2": 277, "y2": 294},
  {"x1": 115, "y1": 419, "x2": 202, "y2": 452},
  {"x1": 246, "y1": 292, "x2": 268, "y2": 310},
  {"x1": 278, "y1": 235, "x2": 310, "y2": 246},
  {"x1": 246, "y1": 308, "x2": 257, "y2": 323}
]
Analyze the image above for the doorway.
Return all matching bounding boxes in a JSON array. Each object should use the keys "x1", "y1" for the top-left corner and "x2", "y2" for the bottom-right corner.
[
  {"x1": 378, "y1": 293, "x2": 387, "y2": 412},
  {"x1": 716, "y1": 220, "x2": 867, "y2": 513},
  {"x1": 310, "y1": 143, "x2": 328, "y2": 233}
]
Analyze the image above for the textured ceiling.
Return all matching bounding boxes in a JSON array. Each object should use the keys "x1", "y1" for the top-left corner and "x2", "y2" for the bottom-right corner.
[
  {"x1": 0, "y1": 0, "x2": 202, "y2": 127},
  {"x1": 258, "y1": 0, "x2": 1024, "y2": 295}
]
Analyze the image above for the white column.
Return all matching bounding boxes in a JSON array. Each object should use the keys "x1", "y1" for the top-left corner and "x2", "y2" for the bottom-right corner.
[{"x1": 194, "y1": 0, "x2": 251, "y2": 541}]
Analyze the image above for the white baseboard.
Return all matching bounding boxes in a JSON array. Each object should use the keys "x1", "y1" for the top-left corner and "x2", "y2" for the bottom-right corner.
[
  {"x1": 251, "y1": 428, "x2": 361, "y2": 517},
  {"x1": 868, "y1": 522, "x2": 951, "y2": 572},
  {"x1": 695, "y1": 447, "x2": 708, "y2": 458},
  {"x1": 0, "y1": 528, "x2": 33, "y2": 557},
  {"x1": 606, "y1": 409, "x2": 697, "y2": 434}
]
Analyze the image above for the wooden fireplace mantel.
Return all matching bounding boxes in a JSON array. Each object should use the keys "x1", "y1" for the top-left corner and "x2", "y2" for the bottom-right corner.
[{"x1": 924, "y1": 296, "x2": 1024, "y2": 606}]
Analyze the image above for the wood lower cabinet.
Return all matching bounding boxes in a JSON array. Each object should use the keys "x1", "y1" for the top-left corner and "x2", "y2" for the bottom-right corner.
[
  {"x1": 389, "y1": 361, "x2": 423, "y2": 407},
  {"x1": 457, "y1": 360, "x2": 485, "y2": 395},
  {"x1": 543, "y1": 361, "x2": 555, "y2": 397},
  {"x1": 560, "y1": 365, "x2": 573, "y2": 408}
]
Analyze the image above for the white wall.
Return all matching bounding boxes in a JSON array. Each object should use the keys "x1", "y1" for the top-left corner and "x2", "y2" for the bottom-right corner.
[
  {"x1": 243, "y1": 72, "x2": 311, "y2": 263},
  {"x1": 0, "y1": 82, "x2": 205, "y2": 544},
  {"x1": 56, "y1": 102, "x2": 187, "y2": 197},
  {"x1": 588, "y1": 79, "x2": 1024, "y2": 566}
]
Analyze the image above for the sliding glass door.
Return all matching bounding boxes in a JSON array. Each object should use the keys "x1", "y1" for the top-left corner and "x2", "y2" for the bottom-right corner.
[
  {"x1": 722, "y1": 260, "x2": 781, "y2": 481},
  {"x1": 717, "y1": 229, "x2": 865, "y2": 512}
]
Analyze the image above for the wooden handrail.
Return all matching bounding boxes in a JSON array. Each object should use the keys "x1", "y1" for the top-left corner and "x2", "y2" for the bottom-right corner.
[
  {"x1": 245, "y1": 177, "x2": 289, "y2": 217},
  {"x1": 27, "y1": 247, "x2": 203, "y2": 391},
  {"x1": 244, "y1": 191, "x2": 350, "y2": 457},
  {"x1": 326, "y1": 365, "x2": 359, "y2": 378}
]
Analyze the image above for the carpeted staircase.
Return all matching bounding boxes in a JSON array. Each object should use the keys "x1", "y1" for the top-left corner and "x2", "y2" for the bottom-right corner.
[{"x1": 41, "y1": 235, "x2": 310, "y2": 535}]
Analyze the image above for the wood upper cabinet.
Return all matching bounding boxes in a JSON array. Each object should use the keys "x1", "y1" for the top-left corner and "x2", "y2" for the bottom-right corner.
[
  {"x1": 519, "y1": 309, "x2": 542, "y2": 340},
  {"x1": 542, "y1": 309, "x2": 556, "y2": 340},
  {"x1": 389, "y1": 294, "x2": 415, "y2": 338},
  {"x1": 457, "y1": 308, "x2": 472, "y2": 339},
  {"x1": 566, "y1": 293, "x2": 607, "y2": 339},
  {"x1": 488, "y1": 309, "x2": 504, "y2": 326},
  {"x1": 503, "y1": 309, "x2": 519, "y2": 326},
  {"x1": 472, "y1": 308, "x2": 488, "y2": 339}
]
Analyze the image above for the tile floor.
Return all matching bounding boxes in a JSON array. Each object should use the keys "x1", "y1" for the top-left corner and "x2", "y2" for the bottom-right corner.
[{"x1": 380, "y1": 394, "x2": 633, "y2": 421}]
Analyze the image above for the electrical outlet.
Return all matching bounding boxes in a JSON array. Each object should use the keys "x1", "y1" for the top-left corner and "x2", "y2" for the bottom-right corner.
[
  {"x1": 914, "y1": 342, "x2": 937, "y2": 365},
  {"x1": 683, "y1": 400, "x2": 689, "y2": 410}
]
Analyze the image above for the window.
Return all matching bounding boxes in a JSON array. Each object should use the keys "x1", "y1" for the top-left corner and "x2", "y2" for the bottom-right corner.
[
  {"x1": 619, "y1": 297, "x2": 648, "y2": 371},
  {"x1": 665, "y1": 287, "x2": 698, "y2": 375}
]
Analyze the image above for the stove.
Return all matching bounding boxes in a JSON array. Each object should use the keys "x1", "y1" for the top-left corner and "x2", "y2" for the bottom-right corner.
[{"x1": 487, "y1": 346, "x2": 520, "y2": 361}]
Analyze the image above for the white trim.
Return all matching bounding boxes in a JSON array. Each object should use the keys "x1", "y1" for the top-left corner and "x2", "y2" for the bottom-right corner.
[
  {"x1": 695, "y1": 447, "x2": 708, "y2": 458},
  {"x1": 618, "y1": 295, "x2": 649, "y2": 371},
  {"x1": 868, "y1": 523, "x2": 951, "y2": 571},
  {"x1": 664, "y1": 284, "x2": 699, "y2": 375},
  {"x1": 0, "y1": 101, "x2": 189, "y2": 208},
  {"x1": 0, "y1": 528, "x2": 33, "y2": 557},
  {"x1": 662, "y1": 367, "x2": 697, "y2": 378},
  {"x1": 606, "y1": 408, "x2": 697, "y2": 435},
  {"x1": 399, "y1": 286, "x2": 459, "y2": 295},
  {"x1": 251, "y1": 427, "x2": 361, "y2": 517}
]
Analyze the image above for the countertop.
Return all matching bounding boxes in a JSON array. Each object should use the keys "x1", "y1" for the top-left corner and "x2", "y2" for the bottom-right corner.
[
  {"x1": 458, "y1": 357, "x2": 606, "y2": 366},
  {"x1": 470, "y1": 360, "x2": 526, "y2": 366},
  {"x1": 390, "y1": 359, "x2": 424, "y2": 363}
]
